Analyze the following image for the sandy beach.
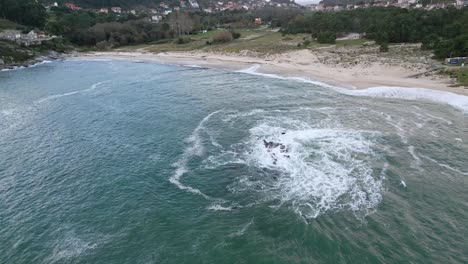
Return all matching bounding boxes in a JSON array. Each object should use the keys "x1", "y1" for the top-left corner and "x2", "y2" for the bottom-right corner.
[{"x1": 76, "y1": 49, "x2": 468, "y2": 96}]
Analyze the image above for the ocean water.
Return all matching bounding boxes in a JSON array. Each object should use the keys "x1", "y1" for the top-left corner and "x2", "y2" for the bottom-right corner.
[{"x1": 0, "y1": 60, "x2": 467, "y2": 263}]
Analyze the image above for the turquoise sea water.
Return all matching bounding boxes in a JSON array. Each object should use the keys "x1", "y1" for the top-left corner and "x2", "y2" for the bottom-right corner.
[{"x1": 0, "y1": 60, "x2": 467, "y2": 263}]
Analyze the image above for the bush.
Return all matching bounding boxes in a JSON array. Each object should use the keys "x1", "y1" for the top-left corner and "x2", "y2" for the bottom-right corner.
[
  {"x1": 302, "y1": 40, "x2": 311, "y2": 47},
  {"x1": 176, "y1": 37, "x2": 191, "y2": 44},
  {"x1": 379, "y1": 42, "x2": 389, "y2": 52},
  {"x1": 315, "y1": 32, "x2": 336, "y2": 44},
  {"x1": 96, "y1": 40, "x2": 113, "y2": 50},
  {"x1": 230, "y1": 31, "x2": 241, "y2": 39},
  {"x1": 212, "y1": 31, "x2": 233, "y2": 44}
]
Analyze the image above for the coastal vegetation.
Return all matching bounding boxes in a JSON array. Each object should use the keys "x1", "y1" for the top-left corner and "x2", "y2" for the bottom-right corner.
[
  {"x1": 282, "y1": 7, "x2": 468, "y2": 59},
  {"x1": 1, "y1": 0, "x2": 467, "y2": 87},
  {"x1": 2, "y1": 1, "x2": 468, "y2": 60}
]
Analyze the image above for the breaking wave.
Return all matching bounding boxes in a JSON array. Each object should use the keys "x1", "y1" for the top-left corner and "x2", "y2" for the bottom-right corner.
[
  {"x1": 185, "y1": 108, "x2": 387, "y2": 220},
  {"x1": 240, "y1": 123, "x2": 385, "y2": 219},
  {"x1": 37, "y1": 80, "x2": 110, "y2": 103},
  {"x1": 1, "y1": 60, "x2": 52, "y2": 72},
  {"x1": 237, "y1": 64, "x2": 468, "y2": 112},
  {"x1": 169, "y1": 110, "x2": 223, "y2": 199}
]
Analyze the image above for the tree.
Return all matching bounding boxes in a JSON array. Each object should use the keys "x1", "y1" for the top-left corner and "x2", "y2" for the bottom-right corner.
[
  {"x1": 0, "y1": 0, "x2": 47, "y2": 28},
  {"x1": 168, "y1": 12, "x2": 194, "y2": 37}
]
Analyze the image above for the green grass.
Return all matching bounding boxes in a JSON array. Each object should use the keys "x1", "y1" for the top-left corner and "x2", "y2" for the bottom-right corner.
[
  {"x1": 122, "y1": 29, "x2": 314, "y2": 54},
  {"x1": 442, "y1": 66, "x2": 468, "y2": 87},
  {"x1": 0, "y1": 19, "x2": 19, "y2": 30},
  {"x1": 120, "y1": 29, "x2": 371, "y2": 55},
  {"x1": 336, "y1": 38, "x2": 370, "y2": 46},
  {"x1": 456, "y1": 67, "x2": 468, "y2": 86}
]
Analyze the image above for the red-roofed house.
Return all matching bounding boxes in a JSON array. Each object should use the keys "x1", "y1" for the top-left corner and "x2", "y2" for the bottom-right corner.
[{"x1": 65, "y1": 3, "x2": 81, "y2": 10}]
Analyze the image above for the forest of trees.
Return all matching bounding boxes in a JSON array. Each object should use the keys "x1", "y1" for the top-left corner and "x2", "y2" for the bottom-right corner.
[
  {"x1": 0, "y1": 0, "x2": 48, "y2": 28},
  {"x1": 283, "y1": 7, "x2": 468, "y2": 58},
  {"x1": 1, "y1": 0, "x2": 467, "y2": 58}
]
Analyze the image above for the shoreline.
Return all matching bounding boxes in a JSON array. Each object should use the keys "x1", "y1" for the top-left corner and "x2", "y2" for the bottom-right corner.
[
  {"x1": 0, "y1": 51, "x2": 67, "y2": 72},
  {"x1": 75, "y1": 50, "x2": 468, "y2": 97}
]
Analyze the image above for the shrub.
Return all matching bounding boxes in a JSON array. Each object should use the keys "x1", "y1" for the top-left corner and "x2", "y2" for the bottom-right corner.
[
  {"x1": 176, "y1": 37, "x2": 191, "y2": 44},
  {"x1": 230, "y1": 31, "x2": 241, "y2": 39},
  {"x1": 315, "y1": 32, "x2": 336, "y2": 44},
  {"x1": 96, "y1": 40, "x2": 112, "y2": 50},
  {"x1": 379, "y1": 42, "x2": 389, "y2": 52},
  {"x1": 212, "y1": 31, "x2": 233, "y2": 44},
  {"x1": 302, "y1": 40, "x2": 311, "y2": 47}
]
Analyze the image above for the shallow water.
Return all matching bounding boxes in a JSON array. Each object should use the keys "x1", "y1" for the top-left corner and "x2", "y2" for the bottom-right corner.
[{"x1": 0, "y1": 60, "x2": 467, "y2": 263}]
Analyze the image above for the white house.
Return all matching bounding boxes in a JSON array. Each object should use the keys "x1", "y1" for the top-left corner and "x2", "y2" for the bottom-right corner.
[
  {"x1": 111, "y1": 7, "x2": 122, "y2": 13},
  {"x1": 0, "y1": 30, "x2": 22, "y2": 41},
  {"x1": 189, "y1": 0, "x2": 199, "y2": 8},
  {"x1": 152, "y1": 15, "x2": 162, "y2": 22}
]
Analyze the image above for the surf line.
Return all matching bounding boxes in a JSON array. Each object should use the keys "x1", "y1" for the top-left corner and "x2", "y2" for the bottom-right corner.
[
  {"x1": 169, "y1": 110, "x2": 223, "y2": 200},
  {"x1": 36, "y1": 80, "x2": 111, "y2": 103}
]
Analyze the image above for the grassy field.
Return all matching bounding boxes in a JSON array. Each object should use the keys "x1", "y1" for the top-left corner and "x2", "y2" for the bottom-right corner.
[
  {"x1": 0, "y1": 19, "x2": 19, "y2": 30},
  {"x1": 335, "y1": 38, "x2": 371, "y2": 46},
  {"x1": 122, "y1": 29, "x2": 334, "y2": 54},
  {"x1": 454, "y1": 67, "x2": 468, "y2": 86},
  {"x1": 442, "y1": 66, "x2": 468, "y2": 87}
]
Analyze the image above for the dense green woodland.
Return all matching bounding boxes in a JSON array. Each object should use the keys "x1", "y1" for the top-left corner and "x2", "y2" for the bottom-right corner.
[
  {"x1": 283, "y1": 7, "x2": 468, "y2": 58},
  {"x1": 0, "y1": 0, "x2": 467, "y2": 58},
  {"x1": 0, "y1": 0, "x2": 47, "y2": 28}
]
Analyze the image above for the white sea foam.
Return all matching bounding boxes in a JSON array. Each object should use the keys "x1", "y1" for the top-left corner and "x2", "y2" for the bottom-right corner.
[
  {"x1": 237, "y1": 64, "x2": 468, "y2": 112},
  {"x1": 0, "y1": 60, "x2": 52, "y2": 72},
  {"x1": 37, "y1": 80, "x2": 110, "y2": 103},
  {"x1": 47, "y1": 232, "x2": 98, "y2": 263},
  {"x1": 241, "y1": 123, "x2": 384, "y2": 219},
  {"x1": 169, "y1": 110, "x2": 222, "y2": 199},
  {"x1": 207, "y1": 203, "x2": 233, "y2": 211},
  {"x1": 422, "y1": 155, "x2": 468, "y2": 176},
  {"x1": 408, "y1": 145, "x2": 422, "y2": 168},
  {"x1": 340, "y1": 86, "x2": 468, "y2": 113},
  {"x1": 229, "y1": 219, "x2": 254, "y2": 237},
  {"x1": 237, "y1": 65, "x2": 334, "y2": 88}
]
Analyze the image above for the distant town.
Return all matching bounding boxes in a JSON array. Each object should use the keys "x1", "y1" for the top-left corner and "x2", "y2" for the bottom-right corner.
[
  {"x1": 45, "y1": 0, "x2": 301, "y2": 23},
  {"x1": 306, "y1": 0, "x2": 468, "y2": 12},
  {"x1": 44, "y1": 0, "x2": 468, "y2": 23}
]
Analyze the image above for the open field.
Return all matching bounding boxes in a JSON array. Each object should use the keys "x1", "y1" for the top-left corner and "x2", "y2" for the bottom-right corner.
[
  {"x1": 442, "y1": 67, "x2": 468, "y2": 87},
  {"x1": 120, "y1": 29, "x2": 317, "y2": 54},
  {"x1": 0, "y1": 19, "x2": 19, "y2": 30}
]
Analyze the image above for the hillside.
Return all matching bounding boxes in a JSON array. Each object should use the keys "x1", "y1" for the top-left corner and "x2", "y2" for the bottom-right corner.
[
  {"x1": 40, "y1": 0, "x2": 300, "y2": 9},
  {"x1": 40, "y1": 0, "x2": 159, "y2": 8}
]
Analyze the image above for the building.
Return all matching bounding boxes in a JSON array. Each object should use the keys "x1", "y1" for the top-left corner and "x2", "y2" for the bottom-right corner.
[
  {"x1": 189, "y1": 0, "x2": 200, "y2": 8},
  {"x1": 254, "y1": 18, "x2": 262, "y2": 25},
  {"x1": 0, "y1": 30, "x2": 22, "y2": 41},
  {"x1": 446, "y1": 57, "x2": 467, "y2": 65},
  {"x1": 99, "y1": 8, "x2": 108, "y2": 13},
  {"x1": 111, "y1": 7, "x2": 122, "y2": 13},
  {"x1": 65, "y1": 3, "x2": 81, "y2": 10},
  {"x1": 151, "y1": 15, "x2": 162, "y2": 22}
]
